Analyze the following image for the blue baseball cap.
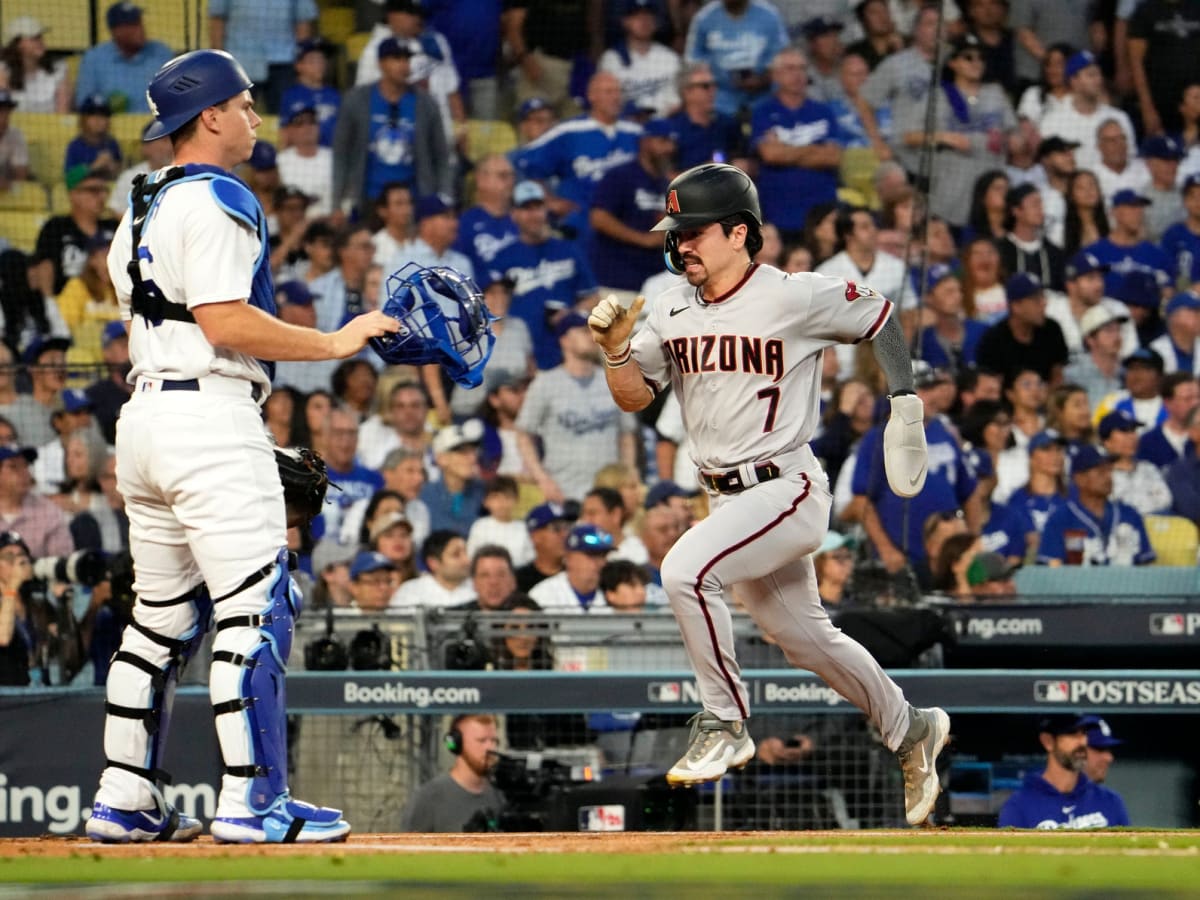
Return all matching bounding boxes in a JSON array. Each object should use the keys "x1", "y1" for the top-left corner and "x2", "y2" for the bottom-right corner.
[
  {"x1": 1065, "y1": 250, "x2": 1108, "y2": 280},
  {"x1": 1122, "y1": 346, "x2": 1165, "y2": 370},
  {"x1": 281, "y1": 99, "x2": 317, "y2": 126},
  {"x1": 518, "y1": 97, "x2": 552, "y2": 121},
  {"x1": 276, "y1": 280, "x2": 314, "y2": 307},
  {"x1": 1005, "y1": 272, "x2": 1043, "y2": 303},
  {"x1": 61, "y1": 388, "x2": 93, "y2": 413},
  {"x1": 526, "y1": 502, "x2": 572, "y2": 532},
  {"x1": 645, "y1": 479, "x2": 691, "y2": 509},
  {"x1": 248, "y1": 141, "x2": 276, "y2": 171},
  {"x1": 79, "y1": 93, "x2": 112, "y2": 116},
  {"x1": 22, "y1": 335, "x2": 72, "y2": 364},
  {"x1": 1111, "y1": 270, "x2": 1161, "y2": 308},
  {"x1": 0, "y1": 444, "x2": 37, "y2": 464},
  {"x1": 295, "y1": 37, "x2": 332, "y2": 60},
  {"x1": 513, "y1": 180, "x2": 546, "y2": 206},
  {"x1": 554, "y1": 311, "x2": 589, "y2": 339},
  {"x1": 566, "y1": 523, "x2": 614, "y2": 555},
  {"x1": 1111, "y1": 188, "x2": 1151, "y2": 208},
  {"x1": 415, "y1": 193, "x2": 455, "y2": 221},
  {"x1": 1098, "y1": 409, "x2": 1141, "y2": 440},
  {"x1": 1071, "y1": 444, "x2": 1112, "y2": 474},
  {"x1": 350, "y1": 550, "x2": 397, "y2": 580},
  {"x1": 1065, "y1": 50, "x2": 1098, "y2": 80},
  {"x1": 803, "y1": 15, "x2": 844, "y2": 37},
  {"x1": 1078, "y1": 714, "x2": 1123, "y2": 748},
  {"x1": 641, "y1": 118, "x2": 678, "y2": 141},
  {"x1": 920, "y1": 262, "x2": 957, "y2": 296},
  {"x1": 106, "y1": 2, "x2": 141, "y2": 27},
  {"x1": 378, "y1": 36, "x2": 415, "y2": 61},
  {"x1": 622, "y1": 0, "x2": 657, "y2": 15},
  {"x1": 1165, "y1": 292, "x2": 1200, "y2": 317},
  {"x1": 1141, "y1": 135, "x2": 1184, "y2": 161},
  {"x1": 101, "y1": 320, "x2": 127, "y2": 347},
  {"x1": 1028, "y1": 430, "x2": 1067, "y2": 452},
  {"x1": 1183, "y1": 173, "x2": 1200, "y2": 194}
]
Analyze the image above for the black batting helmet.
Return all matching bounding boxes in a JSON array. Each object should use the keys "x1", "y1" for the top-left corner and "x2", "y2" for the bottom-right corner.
[
  {"x1": 653, "y1": 163, "x2": 763, "y2": 273},
  {"x1": 652, "y1": 163, "x2": 762, "y2": 233}
]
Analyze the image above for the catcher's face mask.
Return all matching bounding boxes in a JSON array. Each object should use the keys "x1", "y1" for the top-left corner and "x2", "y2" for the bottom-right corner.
[{"x1": 369, "y1": 263, "x2": 497, "y2": 388}]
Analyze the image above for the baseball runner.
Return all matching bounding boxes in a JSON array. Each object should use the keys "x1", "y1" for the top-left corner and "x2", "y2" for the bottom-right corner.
[
  {"x1": 588, "y1": 163, "x2": 951, "y2": 826},
  {"x1": 86, "y1": 50, "x2": 399, "y2": 844}
]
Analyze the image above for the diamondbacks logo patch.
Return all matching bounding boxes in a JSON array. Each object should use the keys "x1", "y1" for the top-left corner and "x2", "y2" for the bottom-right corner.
[
  {"x1": 844, "y1": 281, "x2": 878, "y2": 302},
  {"x1": 666, "y1": 190, "x2": 680, "y2": 215}
]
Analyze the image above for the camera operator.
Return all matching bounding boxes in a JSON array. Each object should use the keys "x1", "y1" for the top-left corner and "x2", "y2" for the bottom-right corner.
[
  {"x1": 399, "y1": 714, "x2": 505, "y2": 833},
  {"x1": 0, "y1": 445, "x2": 74, "y2": 558},
  {"x1": 0, "y1": 533, "x2": 35, "y2": 685}
]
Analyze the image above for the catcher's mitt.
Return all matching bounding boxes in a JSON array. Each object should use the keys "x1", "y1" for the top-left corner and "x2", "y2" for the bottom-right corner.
[{"x1": 275, "y1": 446, "x2": 330, "y2": 529}]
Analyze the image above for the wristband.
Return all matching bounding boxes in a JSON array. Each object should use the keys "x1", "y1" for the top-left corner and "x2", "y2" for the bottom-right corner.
[
  {"x1": 888, "y1": 389, "x2": 915, "y2": 398},
  {"x1": 604, "y1": 342, "x2": 632, "y2": 368}
]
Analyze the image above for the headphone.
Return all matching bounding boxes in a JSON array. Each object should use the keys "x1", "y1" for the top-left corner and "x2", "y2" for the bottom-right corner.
[{"x1": 445, "y1": 715, "x2": 466, "y2": 755}]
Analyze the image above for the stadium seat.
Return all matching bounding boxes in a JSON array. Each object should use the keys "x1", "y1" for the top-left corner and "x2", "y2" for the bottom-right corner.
[
  {"x1": 50, "y1": 181, "x2": 70, "y2": 215},
  {"x1": 4, "y1": 211, "x2": 48, "y2": 253},
  {"x1": 319, "y1": 6, "x2": 356, "y2": 44},
  {"x1": 11, "y1": 112, "x2": 74, "y2": 185},
  {"x1": 3, "y1": 0, "x2": 90, "y2": 51},
  {"x1": 257, "y1": 114, "x2": 280, "y2": 150},
  {"x1": 345, "y1": 30, "x2": 372, "y2": 63},
  {"x1": 839, "y1": 147, "x2": 881, "y2": 210},
  {"x1": 464, "y1": 120, "x2": 517, "y2": 164},
  {"x1": 0, "y1": 181, "x2": 49, "y2": 212},
  {"x1": 1143, "y1": 515, "x2": 1200, "y2": 566}
]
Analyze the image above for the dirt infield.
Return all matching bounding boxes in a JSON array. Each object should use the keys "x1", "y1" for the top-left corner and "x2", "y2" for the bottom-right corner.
[{"x1": 0, "y1": 829, "x2": 1194, "y2": 859}]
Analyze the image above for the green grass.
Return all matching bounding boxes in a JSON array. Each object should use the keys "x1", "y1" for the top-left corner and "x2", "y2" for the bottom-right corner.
[{"x1": 3, "y1": 831, "x2": 1200, "y2": 889}]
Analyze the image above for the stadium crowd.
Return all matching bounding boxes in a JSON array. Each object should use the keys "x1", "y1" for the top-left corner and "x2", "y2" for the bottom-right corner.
[{"x1": 2, "y1": 0, "x2": 1200, "y2": 686}]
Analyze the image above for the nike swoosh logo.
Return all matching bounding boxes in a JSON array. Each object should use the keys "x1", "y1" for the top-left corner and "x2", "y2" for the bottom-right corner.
[
  {"x1": 1063, "y1": 806, "x2": 1075, "y2": 814},
  {"x1": 909, "y1": 466, "x2": 926, "y2": 487},
  {"x1": 914, "y1": 744, "x2": 930, "y2": 775},
  {"x1": 669, "y1": 306, "x2": 688, "y2": 317}
]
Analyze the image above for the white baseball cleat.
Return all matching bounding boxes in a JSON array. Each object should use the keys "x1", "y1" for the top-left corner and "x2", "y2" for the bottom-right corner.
[
  {"x1": 666, "y1": 711, "x2": 756, "y2": 786},
  {"x1": 897, "y1": 706, "x2": 951, "y2": 826}
]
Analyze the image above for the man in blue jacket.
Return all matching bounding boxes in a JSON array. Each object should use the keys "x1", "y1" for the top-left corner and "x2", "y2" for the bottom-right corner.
[{"x1": 998, "y1": 714, "x2": 1131, "y2": 829}]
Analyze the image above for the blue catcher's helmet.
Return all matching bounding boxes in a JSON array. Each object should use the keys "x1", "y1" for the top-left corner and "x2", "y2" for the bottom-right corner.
[
  {"x1": 370, "y1": 263, "x2": 496, "y2": 388},
  {"x1": 144, "y1": 50, "x2": 254, "y2": 141}
]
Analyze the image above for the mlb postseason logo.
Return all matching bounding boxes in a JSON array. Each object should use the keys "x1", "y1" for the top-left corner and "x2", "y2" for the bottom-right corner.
[
  {"x1": 647, "y1": 681, "x2": 700, "y2": 704},
  {"x1": 1149, "y1": 612, "x2": 1200, "y2": 636},
  {"x1": 1034, "y1": 680, "x2": 1070, "y2": 703},
  {"x1": 578, "y1": 805, "x2": 626, "y2": 832}
]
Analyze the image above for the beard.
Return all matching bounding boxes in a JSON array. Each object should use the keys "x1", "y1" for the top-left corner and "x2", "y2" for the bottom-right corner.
[
  {"x1": 1054, "y1": 745, "x2": 1087, "y2": 772},
  {"x1": 682, "y1": 255, "x2": 707, "y2": 286}
]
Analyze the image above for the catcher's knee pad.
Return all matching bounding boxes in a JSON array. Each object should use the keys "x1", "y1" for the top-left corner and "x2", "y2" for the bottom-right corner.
[
  {"x1": 100, "y1": 583, "x2": 212, "y2": 801},
  {"x1": 210, "y1": 549, "x2": 301, "y2": 815}
]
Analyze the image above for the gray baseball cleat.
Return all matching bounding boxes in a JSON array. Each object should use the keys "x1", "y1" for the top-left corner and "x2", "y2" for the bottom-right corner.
[
  {"x1": 897, "y1": 706, "x2": 951, "y2": 826},
  {"x1": 666, "y1": 711, "x2": 756, "y2": 786}
]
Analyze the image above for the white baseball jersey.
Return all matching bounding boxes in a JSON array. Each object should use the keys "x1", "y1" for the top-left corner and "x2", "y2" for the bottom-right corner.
[
  {"x1": 108, "y1": 172, "x2": 272, "y2": 395},
  {"x1": 630, "y1": 263, "x2": 893, "y2": 471}
]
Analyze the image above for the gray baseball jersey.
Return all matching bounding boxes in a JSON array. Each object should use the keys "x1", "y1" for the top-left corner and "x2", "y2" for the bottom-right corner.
[{"x1": 630, "y1": 263, "x2": 894, "y2": 471}]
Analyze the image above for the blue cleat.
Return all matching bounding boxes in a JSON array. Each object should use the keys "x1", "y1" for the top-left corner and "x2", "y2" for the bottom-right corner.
[
  {"x1": 86, "y1": 802, "x2": 203, "y2": 843},
  {"x1": 210, "y1": 797, "x2": 351, "y2": 844}
]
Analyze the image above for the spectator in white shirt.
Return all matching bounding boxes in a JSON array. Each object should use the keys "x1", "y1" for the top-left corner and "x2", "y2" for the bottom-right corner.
[
  {"x1": 466, "y1": 476, "x2": 535, "y2": 567},
  {"x1": 1093, "y1": 118, "x2": 1149, "y2": 205},
  {"x1": 529, "y1": 524, "x2": 614, "y2": 614},
  {"x1": 599, "y1": 0, "x2": 681, "y2": 118},
  {"x1": 277, "y1": 100, "x2": 334, "y2": 216},
  {"x1": 390, "y1": 529, "x2": 474, "y2": 609},
  {"x1": 1039, "y1": 51, "x2": 1137, "y2": 174},
  {"x1": 372, "y1": 182, "x2": 417, "y2": 269}
]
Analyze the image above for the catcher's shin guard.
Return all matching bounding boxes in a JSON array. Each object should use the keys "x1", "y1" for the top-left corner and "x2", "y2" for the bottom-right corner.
[{"x1": 94, "y1": 583, "x2": 212, "y2": 814}]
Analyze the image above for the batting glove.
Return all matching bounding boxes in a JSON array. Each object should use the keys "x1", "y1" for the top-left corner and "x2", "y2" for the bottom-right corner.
[
  {"x1": 883, "y1": 392, "x2": 928, "y2": 498},
  {"x1": 588, "y1": 294, "x2": 645, "y2": 363}
]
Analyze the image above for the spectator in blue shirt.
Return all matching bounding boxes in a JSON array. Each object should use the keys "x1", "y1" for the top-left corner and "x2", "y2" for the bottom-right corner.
[
  {"x1": 1038, "y1": 444, "x2": 1156, "y2": 566},
  {"x1": 1083, "y1": 189, "x2": 1173, "y2": 300},
  {"x1": 64, "y1": 95, "x2": 122, "y2": 179},
  {"x1": 312, "y1": 406, "x2": 386, "y2": 543},
  {"x1": 208, "y1": 0, "x2": 319, "y2": 112},
  {"x1": 1136, "y1": 372, "x2": 1199, "y2": 469},
  {"x1": 751, "y1": 47, "x2": 841, "y2": 243},
  {"x1": 74, "y1": 3, "x2": 173, "y2": 114},
  {"x1": 490, "y1": 180, "x2": 598, "y2": 370},
  {"x1": 424, "y1": 0, "x2": 504, "y2": 119},
  {"x1": 511, "y1": 71, "x2": 641, "y2": 243},
  {"x1": 1166, "y1": 407, "x2": 1200, "y2": 524},
  {"x1": 1148, "y1": 291, "x2": 1200, "y2": 375},
  {"x1": 998, "y1": 714, "x2": 1131, "y2": 829},
  {"x1": 1159, "y1": 174, "x2": 1200, "y2": 286},
  {"x1": 588, "y1": 117, "x2": 675, "y2": 295},
  {"x1": 279, "y1": 39, "x2": 341, "y2": 147},
  {"x1": 1006, "y1": 431, "x2": 1068, "y2": 532},
  {"x1": 453, "y1": 154, "x2": 518, "y2": 279},
  {"x1": 665, "y1": 62, "x2": 747, "y2": 170},
  {"x1": 916, "y1": 263, "x2": 988, "y2": 374},
  {"x1": 421, "y1": 420, "x2": 487, "y2": 536},
  {"x1": 684, "y1": 0, "x2": 788, "y2": 117}
]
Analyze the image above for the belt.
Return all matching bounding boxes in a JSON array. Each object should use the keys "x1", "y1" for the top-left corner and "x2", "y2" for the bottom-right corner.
[
  {"x1": 699, "y1": 462, "x2": 780, "y2": 495},
  {"x1": 139, "y1": 376, "x2": 263, "y2": 403}
]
